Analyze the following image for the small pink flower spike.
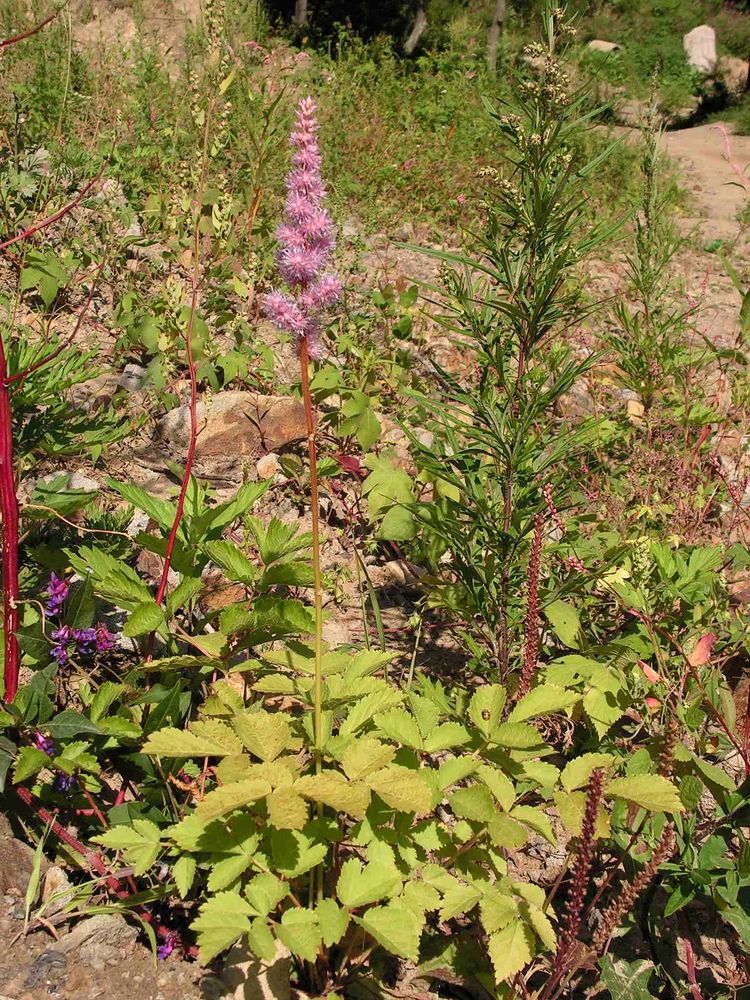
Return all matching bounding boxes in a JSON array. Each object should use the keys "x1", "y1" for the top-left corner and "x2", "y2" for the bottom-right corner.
[{"x1": 262, "y1": 97, "x2": 340, "y2": 357}]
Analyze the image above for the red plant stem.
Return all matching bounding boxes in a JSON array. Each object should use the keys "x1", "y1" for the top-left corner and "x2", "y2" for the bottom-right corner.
[
  {"x1": 685, "y1": 938, "x2": 704, "y2": 1000},
  {"x1": 518, "y1": 512, "x2": 544, "y2": 698},
  {"x1": 144, "y1": 107, "x2": 211, "y2": 663},
  {"x1": 0, "y1": 330, "x2": 20, "y2": 702},
  {"x1": 144, "y1": 281, "x2": 199, "y2": 663},
  {"x1": 1, "y1": 7, "x2": 61, "y2": 48},
  {"x1": 14, "y1": 785, "x2": 126, "y2": 897},
  {"x1": 6, "y1": 265, "x2": 101, "y2": 387},
  {"x1": 0, "y1": 157, "x2": 108, "y2": 253}
]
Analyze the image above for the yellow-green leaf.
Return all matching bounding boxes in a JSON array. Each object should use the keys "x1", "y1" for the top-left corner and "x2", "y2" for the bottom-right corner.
[
  {"x1": 365, "y1": 765, "x2": 433, "y2": 814},
  {"x1": 196, "y1": 779, "x2": 272, "y2": 820},
  {"x1": 267, "y1": 788, "x2": 309, "y2": 830},
  {"x1": 295, "y1": 771, "x2": 371, "y2": 818},
  {"x1": 605, "y1": 775, "x2": 684, "y2": 815},
  {"x1": 488, "y1": 921, "x2": 534, "y2": 982}
]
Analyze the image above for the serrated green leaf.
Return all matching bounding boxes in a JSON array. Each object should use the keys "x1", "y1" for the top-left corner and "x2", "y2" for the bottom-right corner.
[
  {"x1": 524, "y1": 903, "x2": 557, "y2": 952},
  {"x1": 487, "y1": 921, "x2": 534, "y2": 982},
  {"x1": 373, "y1": 708, "x2": 423, "y2": 749},
  {"x1": 203, "y1": 541, "x2": 257, "y2": 585},
  {"x1": 123, "y1": 601, "x2": 166, "y2": 637},
  {"x1": 450, "y1": 783, "x2": 496, "y2": 822},
  {"x1": 337, "y1": 858, "x2": 402, "y2": 908},
  {"x1": 13, "y1": 746, "x2": 53, "y2": 783},
  {"x1": 544, "y1": 600, "x2": 580, "y2": 648},
  {"x1": 196, "y1": 779, "x2": 272, "y2": 819},
  {"x1": 271, "y1": 829, "x2": 328, "y2": 877},
  {"x1": 233, "y1": 711, "x2": 292, "y2": 763},
  {"x1": 355, "y1": 904, "x2": 422, "y2": 961},
  {"x1": 143, "y1": 727, "x2": 236, "y2": 757},
  {"x1": 191, "y1": 892, "x2": 254, "y2": 964},
  {"x1": 295, "y1": 771, "x2": 371, "y2": 818},
  {"x1": 560, "y1": 753, "x2": 615, "y2": 792},
  {"x1": 276, "y1": 908, "x2": 322, "y2": 963},
  {"x1": 554, "y1": 790, "x2": 610, "y2": 838},
  {"x1": 92, "y1": 819, "x2": 161, "y2": 875},
  {"x1": 493, "y1": 722, "x2": 547, "y2": 749},
  {"x1": 341, "y1": 737, "x2": 396, "y2": 781},
  {"x1": 173, "y1": 855, "x2": 196, "y2": 898},
  {"x1": 316, "y1": 898, "x2": 350, "y2": 947},
  {"x1": 510, "y1": 805, "x2": 556, "y2": 844},
  {"x1": 468, "y1": 685, "x2": 506, "y2": 736},
  {"x1": 477, "y1": 764, "x2": 515, "y2": 811},
  {"x1": 241, "y1": 874, "x2": 284, "y2": 918},
  {"x1": 605, "y1": 775, "x2": 684, "y2": 815},
  {"x1": 439, "y1": 883, "x2": 481, "y2": 921},
  {"x1": 365, "y1": 765, "x2": 432, "y2": 814},
  {"x1": 247, "y1": 918, "x2": 277, "y2": 962},
  {"x1": 508, "y1": 684, "x2": 578, "y2": 723},
  {"x1": 45, "y1": 711, "x2": 103, "y2": 739},
  {"x1": 267, "y1": 788, "x2": 309, "y2": 830},
  {"x1": 339, "y1": 688, "x2": 403, "y2": 737}
]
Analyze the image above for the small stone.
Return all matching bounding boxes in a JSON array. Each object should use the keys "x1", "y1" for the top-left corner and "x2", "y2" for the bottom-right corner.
[
  {"x1": 256, "y1": 453, "x2": 281, "y2": 479},
  {"x1": 588, "y1": 39, "x2": 619, "y2": 53},
  {"x1": 368, "y1": 560, "x2": 424, "y2": 589},
  {"x1": 626, "y1": 398, "x2": 646, "y2": 426},
  {"x1": 42, "y1": 865, "x2": 74, "y2": 916},
  {"x1": 684, "y1": 24, "x2": 716, "y2": 75},
  {"x1": 117, "y1": 363, "x2": 149, "y2": 392}
]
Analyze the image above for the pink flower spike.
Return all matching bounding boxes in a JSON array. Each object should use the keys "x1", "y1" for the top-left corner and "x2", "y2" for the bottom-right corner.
[{"x1": 263, "y1": 95, "x2": 338, "y2": 358}]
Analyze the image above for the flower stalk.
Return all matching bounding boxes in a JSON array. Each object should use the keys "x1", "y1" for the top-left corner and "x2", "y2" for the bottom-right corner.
[{"x1": 517, "y1": 512, "x2": 544, "y2": 698}]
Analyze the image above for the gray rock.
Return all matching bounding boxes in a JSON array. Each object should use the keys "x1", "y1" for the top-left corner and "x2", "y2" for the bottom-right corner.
[
  {"x1": 0, "y1": 833, "x2": 43, "y2": 895},
  {"x1": 51, "y1": 914, "x2": 139, "y2": 969},
  {"x1": 684, "y1": 24, "x2": 716, "y2": 75},
  {"x1": 117, "y1": 363, "x2": 149, "y2": 392}
]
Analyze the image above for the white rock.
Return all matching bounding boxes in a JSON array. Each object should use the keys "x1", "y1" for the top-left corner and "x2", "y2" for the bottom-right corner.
[
  {"x1": 684, "y1": 24, "x2": 716, "y2": 75},
  {"x1": 256, "y1": 453, "x2": 281, "y2": 480},
  {"x1": 588, "y1": 39, "x2": 619, "y2": 53}
]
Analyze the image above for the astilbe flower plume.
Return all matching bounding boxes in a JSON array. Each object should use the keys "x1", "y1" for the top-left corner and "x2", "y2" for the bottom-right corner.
[
  {"x1": 262, "y1": 97, "x2": 340, "y2": 359},
  {"x1": 541, "y1": 768, "x2": 604, "y2": 999},
  {"x1": 591, "y1": 823, "x2": 675, "y2": 953}
]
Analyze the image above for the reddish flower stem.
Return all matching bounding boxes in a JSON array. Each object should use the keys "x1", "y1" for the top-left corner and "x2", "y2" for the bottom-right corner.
[
  {"x1": 144, "y1": 279, "x2": 199, "y2": 663},
  {"x1": 144, "y1": 108, "x2": 212, "y2": 664},
  {"x1": 14, "y1": 785, "x2": 126, "y2": 897},
  {"x1": 0, "y1": 157, "x2": 109, "y2": 253},
  {"x1": 1, "y1": 6, "x2": 61, "y2": 48},
  {"x1": 517, "y1": 512, "x2": 544, "y2": 698},
  {"x1": 0, "y1": 330, "x2": 20, "y2": 702}
]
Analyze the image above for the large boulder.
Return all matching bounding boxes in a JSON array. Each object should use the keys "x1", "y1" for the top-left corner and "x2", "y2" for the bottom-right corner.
[
  {"x1": 156, "y1": 391, "x2": 307, "y2": 484},
  {"x1": 683, "y1": 25, "x2": 717, "y2": 75}
]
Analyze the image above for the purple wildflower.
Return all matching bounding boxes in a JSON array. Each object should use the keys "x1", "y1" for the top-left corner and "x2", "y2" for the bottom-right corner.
[
  {"x1": 54, "y1": 773, "x2": 76, "y2": 793},
  {"x1": 34, "y1": 732, "x2": 56, "y2": 756},
  {"x1": 45, "y1": 573, "x2": 70, "y2": 616},
  {"x1": 262, "y1": 97, "x2": 340, "y2": 359},
  {"x1": 73, "y1": 627, "x2": 97, "y2": 656},
  {"x1": 157, "y1": 931, "x2": 179, "y2": 961},
  {"x1": 94, "y1": 623, "x2": 116, "y2": 652},
  {"x1": 51, "y1": 625, "x2": 74, "y2": 665}
]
